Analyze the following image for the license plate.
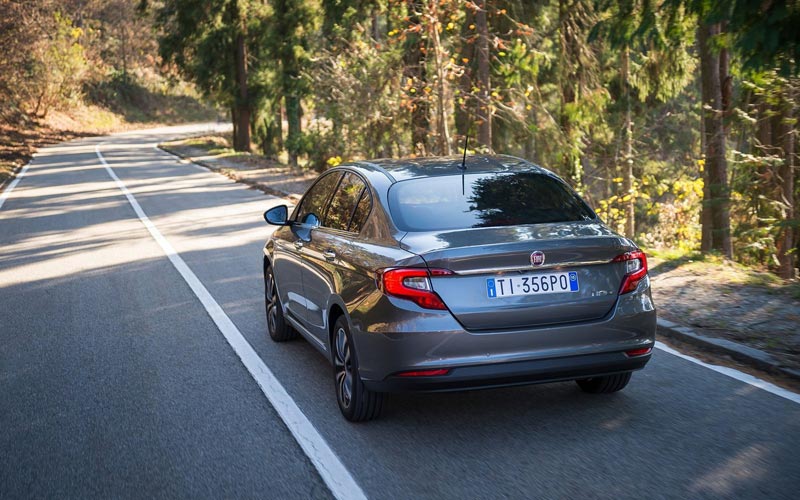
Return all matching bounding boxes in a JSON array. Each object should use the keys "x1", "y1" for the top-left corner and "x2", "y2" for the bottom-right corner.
[{"x1": 487, "y1": 271, "x2": 579, "y2": 298}]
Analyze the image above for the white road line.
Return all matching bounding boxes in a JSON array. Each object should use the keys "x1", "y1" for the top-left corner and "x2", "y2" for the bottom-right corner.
[
  {"x1": 95, "y1": 143, "x2": 367, "y2": 500},
  {"x1": 655, "y1": 342, "x2": 800, "y2": 404},
  {"x1": 0, "y1": 162, "x2": 32, "y2": 210}
]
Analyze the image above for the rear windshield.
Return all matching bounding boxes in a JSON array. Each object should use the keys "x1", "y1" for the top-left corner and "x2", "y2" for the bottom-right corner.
[{"x1": 388, "y1": 171, "x2": 596, "y2": 231}]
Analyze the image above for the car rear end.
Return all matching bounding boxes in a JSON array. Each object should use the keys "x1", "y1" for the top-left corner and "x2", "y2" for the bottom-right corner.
[{"x1": 350, "y1": 162, "x2": 656, "y2": 392}]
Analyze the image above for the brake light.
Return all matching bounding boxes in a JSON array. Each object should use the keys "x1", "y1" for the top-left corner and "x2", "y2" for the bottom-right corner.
[
  {"x1": 613, "y1": 250, "x2": 648, "y2": 294},
  {"x1": 379, "y1": 268, "x2": 453, "y2": 310}
]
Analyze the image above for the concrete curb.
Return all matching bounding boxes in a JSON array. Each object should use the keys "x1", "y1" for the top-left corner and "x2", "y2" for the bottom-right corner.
[
  {"x1": 657, "y1": 317, "x2": 800, "y2": 382},
  {"x1": 158, "y1": 144, "x2": 301, "y2": 202}
]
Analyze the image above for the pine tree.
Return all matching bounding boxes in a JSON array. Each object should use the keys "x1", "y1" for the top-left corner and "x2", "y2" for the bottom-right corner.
[
  {"x1": 270, "y1": 0, "x2": 314, "y2": 168},
  {"x1": 150, "y1": 0, "x2": 260, "y2": 152}
]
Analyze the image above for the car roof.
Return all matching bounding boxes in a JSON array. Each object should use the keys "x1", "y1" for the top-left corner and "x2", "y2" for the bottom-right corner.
[{"x1": 347, "y1": 154, "x2": 550, "y2": 183}]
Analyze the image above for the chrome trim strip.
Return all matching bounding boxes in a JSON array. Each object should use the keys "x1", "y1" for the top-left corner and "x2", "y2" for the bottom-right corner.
[{"x1": 453, "y1": 260, "x2": 611, "y2": 276}]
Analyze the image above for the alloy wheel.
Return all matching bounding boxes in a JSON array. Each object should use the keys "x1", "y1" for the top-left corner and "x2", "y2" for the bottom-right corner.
[
  {"x1": 266, "y1": 270, "x2": 278, "y2": 335},
  {"x1": 334, "y1": 326, "x2": 353, "y2": 409}
]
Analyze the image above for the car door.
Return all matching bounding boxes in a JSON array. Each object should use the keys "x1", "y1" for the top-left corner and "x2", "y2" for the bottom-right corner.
[
  {"x1": 271, "y1": 171, "x2": 342, "y2": 330},
  {"x1": 302, "y1": 171, "x2": 373, "y2": 344}
]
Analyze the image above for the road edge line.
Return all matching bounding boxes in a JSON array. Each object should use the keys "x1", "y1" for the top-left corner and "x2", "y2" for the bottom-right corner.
[
  {"x1": 95, "y1": 142, "x2": 368, "y2": 500},
  {"x1": 655, "y1": 341, "x2": 800, "y2": 404},
  {"x1": 0, "y1": 161, "x2": 33, "y2": 211}
]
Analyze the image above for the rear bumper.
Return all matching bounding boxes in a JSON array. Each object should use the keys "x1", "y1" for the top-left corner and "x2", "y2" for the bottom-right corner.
[
  {"x1": 351, "y1": 283, "x2": 656, "y2": 385},
  {"x1": 363, "y1": 350, "x2": 651, "y2": 393}
]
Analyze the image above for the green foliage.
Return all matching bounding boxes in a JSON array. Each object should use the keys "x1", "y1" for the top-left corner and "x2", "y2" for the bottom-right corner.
[
  {"x1": 730, "y1": 151, "x2": 788, "y2": 267},
  {"x1": 637, "y1": 173, "x2": 704, "y2": 252},
  {"x1": 307, "y1": 17, "x2": 406, "y2": 165},
  {"x1": 155, "y1": 0, "x2": 255, "y2": 107},
  {"x1": 726, "y1": 68, "x2": 799, "y2": 273},
  {"x1": 10, "y1": 0, "x2": 792, "y2": 277},
  {"x1": 724, "y1": 0, "x2": 800, "y2": 75}
]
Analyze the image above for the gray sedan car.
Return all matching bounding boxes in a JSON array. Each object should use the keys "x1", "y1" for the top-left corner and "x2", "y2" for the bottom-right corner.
[{"x1": 262, "y1": 155, "x2": 656, "y2": 421}]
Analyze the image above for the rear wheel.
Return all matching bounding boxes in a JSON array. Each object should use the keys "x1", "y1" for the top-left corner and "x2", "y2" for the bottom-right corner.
[
  {"x1": 576, "y1": 372, "x2": 632, "y2": 393},
  {"x1": 333, "y1": 316, "x2": 384, "y2": 422},
  {"x1": 265, "y1": 265, "x2": 297, "y2": 342}
]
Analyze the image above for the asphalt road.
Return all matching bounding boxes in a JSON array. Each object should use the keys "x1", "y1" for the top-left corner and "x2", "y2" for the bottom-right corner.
[{"x1": 1, "y1": 125, "x2": 799, "y2": 499}]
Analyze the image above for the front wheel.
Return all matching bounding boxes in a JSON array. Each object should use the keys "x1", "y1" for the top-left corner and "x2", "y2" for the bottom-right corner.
[
  {"x1": 576, "y1": 372, "x2": 632, "y2": 393},
  {"x1": 265, "y1": 265, "x2": 297, "y2": 342},
  {"x1": 333, "y1": 316, "x2": 384, "y2": 422}
]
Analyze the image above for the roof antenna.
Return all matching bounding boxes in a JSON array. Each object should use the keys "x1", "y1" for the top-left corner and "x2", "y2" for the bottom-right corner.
[
  {"x1": 459, "y1": 132, "x2": 468, "y2": 195},
  {"x1": 460, "y1": 132, "x2": 469, "y2": 170}
]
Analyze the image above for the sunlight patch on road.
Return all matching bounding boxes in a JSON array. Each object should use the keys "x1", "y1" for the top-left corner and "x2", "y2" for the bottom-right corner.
[{"x1": 689, "y1": 444, "x2": 769, "y2": 496}]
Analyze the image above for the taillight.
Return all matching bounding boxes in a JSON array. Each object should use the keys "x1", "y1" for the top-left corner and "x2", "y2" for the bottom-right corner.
[
  {"x1": 613, "y1": 250, "x2": 648, "y2": 294},
  {"x1": 379, "y1": 268, "x2": 453, "y2": 310},
  {"x1": 625, "y1": 347, "x2": 652, "y2": 357}
]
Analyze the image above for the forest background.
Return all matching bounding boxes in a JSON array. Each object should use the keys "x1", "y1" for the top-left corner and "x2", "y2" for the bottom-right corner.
[{"x1": 1, "y1": 0, "x2": 798, "y2": 280}]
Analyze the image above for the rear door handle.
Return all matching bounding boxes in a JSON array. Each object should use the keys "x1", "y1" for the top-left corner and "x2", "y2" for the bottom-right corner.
[{"x1": 323, "y1": 250, "x2": 336, "y2": 262}]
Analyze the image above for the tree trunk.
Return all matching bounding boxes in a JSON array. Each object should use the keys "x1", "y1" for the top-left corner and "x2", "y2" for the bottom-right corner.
[
  {"x1": 777, "y1": 86, "x2": 796, "y2": 279},
  {"x1": 719, "y1": 29, "x2": 731, "y2": 135},
  {"x1": 621, "y1": 45, "x2": 635, "y2": 238},
  {"x1": 403, "y1": 0, "x2": 429, "y2": 155},
  {"x1": 275, "y1": 104, "x2": 283, "y2": 152},
  {"x1": 558, "y1": 0, "x2": 579, "y2": 185},
  {"x1": 286, "y1": 94, "x2": 301, "y2": 168},
  {"x1": 525, "y1": 106, "x2": 538, "y2": 164},
  {"x1": 454, "y1": 7, "x2": 475, "y2": 140},
  {"x1": 699, "y1": 90, "x2": 712, "y2": 252},
  {"x1": 232, "y1": 9, "x2": 251, "y2": 152},
  {"x1": 121, "y1": 24, "x2": 128, "y2": 82},
  {"x1": 371, "y1": 6, "x2": 381, "y2": 42},
  {"x1": 428, "y1": 0, "x2": 451, "y2": 155},
  {"x1": 475, "y1": 0, "x2": 491, "y2": 150},
  {"x1": 698, "y1": 20, "x2": 732, "y2": 258}
]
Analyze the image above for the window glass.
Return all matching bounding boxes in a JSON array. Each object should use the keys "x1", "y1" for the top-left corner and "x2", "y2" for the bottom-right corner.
[
  {"x1": 348, "y1": 189, "x2": 372, "y2": 233},
  {"x1": 296, "y1": 172, "x2": 342, "y2": 225},
  {"x1": 325, "y1": 173, "x2": 366, "y2": 231},
  {"x1": 388, "y1": 172, "x2": 596, "y2": 231}
]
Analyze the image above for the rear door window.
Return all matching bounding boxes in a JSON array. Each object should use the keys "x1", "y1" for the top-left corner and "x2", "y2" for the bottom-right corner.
[
  {"x1": 295, "y1": 171, "x2": 343, "y2": 225},
  {"x1": 348, "y1": 189, "x2": 372, "y2": 233},
  {"x1": 388, "y1": 171, "x2": 596, "y2": 231},
  {"x1": 324, "y1": 172, "x2": 368, "y2": 232}
]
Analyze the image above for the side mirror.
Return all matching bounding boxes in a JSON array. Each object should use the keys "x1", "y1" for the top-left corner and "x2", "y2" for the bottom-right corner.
[{"x1": 264, "y1": 205, "x2": 290, "y2": 226}]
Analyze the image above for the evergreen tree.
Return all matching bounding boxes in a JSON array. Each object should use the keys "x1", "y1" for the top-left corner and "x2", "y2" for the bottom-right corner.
[
  {"x1": 270, "y1": 0, "x2": 315, "y2": 168},
  {"x1": 592, "y1": 0, "x2": 695, "y2": 238},
  {"x1": 150, "y1": 0, "x2": 264, "y2": 151}
]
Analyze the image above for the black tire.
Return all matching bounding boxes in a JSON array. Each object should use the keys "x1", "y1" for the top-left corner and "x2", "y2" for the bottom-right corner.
[
  {"x1": 265, "y1": 265, "x2": 297, "y2": 342},
  {"x1": 576, "y1": 372, "x2": 632, "y2": 394},
  {"x1": 332, "y1": 316, "x2": 384, "y2": 422}
]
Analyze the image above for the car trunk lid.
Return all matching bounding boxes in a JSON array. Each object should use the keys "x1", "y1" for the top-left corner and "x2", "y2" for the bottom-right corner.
[{"x1": 401, "y1": 222, "x2": 635, "y2": 330}]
